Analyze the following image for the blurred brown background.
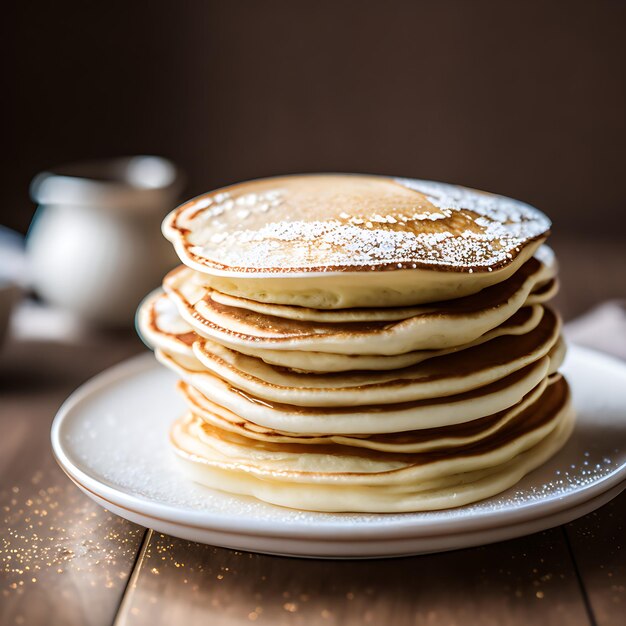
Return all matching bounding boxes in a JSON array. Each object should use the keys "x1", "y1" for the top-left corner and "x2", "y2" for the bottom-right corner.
[{"x1": 3, "y1": 0, "x2": 625, "y2": 238}]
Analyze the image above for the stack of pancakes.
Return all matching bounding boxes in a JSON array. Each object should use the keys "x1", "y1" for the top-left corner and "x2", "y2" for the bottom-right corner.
[{"x1": 137, "y1": 174, "x2": 573, "y2": 512}]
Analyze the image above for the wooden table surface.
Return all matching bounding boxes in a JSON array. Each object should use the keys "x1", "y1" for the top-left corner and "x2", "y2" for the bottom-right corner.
[{"x1": 1, "y1": 235, "x2": 625, "y2": 626}]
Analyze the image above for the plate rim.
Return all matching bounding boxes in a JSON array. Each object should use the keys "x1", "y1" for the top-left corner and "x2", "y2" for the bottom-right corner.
[
  {"x1": 51, "y1": 345, "x2": 626, "y2": 541},
  {"x1": 62, "y1": 473, "x2": 626, "y2": 558}
]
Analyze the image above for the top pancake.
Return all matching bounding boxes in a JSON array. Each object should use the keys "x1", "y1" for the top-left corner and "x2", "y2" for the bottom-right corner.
[{"x1": 163, "y1": 174, "x2": 551, "y2": 308}]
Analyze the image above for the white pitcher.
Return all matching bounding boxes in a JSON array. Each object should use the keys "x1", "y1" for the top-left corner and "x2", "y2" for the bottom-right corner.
[{"x1": 27, "y1": 156, "x2": 184, "y2": 327}]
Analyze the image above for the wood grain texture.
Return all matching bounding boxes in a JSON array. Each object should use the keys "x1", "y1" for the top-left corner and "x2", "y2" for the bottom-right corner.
[
  {"x1": 0, "y1": 333, "x2": 146, "y2": 626},
  {"x1": 114, "y1": 529, "x2": 591, "y2": 626},
  {"x1": 566, "y1": 491, "x2": 626, "y2": 626}
]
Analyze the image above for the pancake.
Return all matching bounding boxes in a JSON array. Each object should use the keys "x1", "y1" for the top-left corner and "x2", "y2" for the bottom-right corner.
[
  {"x1": 137, "y1": 290, "x2": 196, "y2": 358},
  {"x1": 547, "y1": 335, "x2": 567, "y2": 374},
  {"x1": 173, "y1": 407, "x2": 573, "y2": 512},
  {"x1": 206, "y1": 267, "x2": 556, "y2": 323},
  {"x1": 526, "y1": 278, "x2": 559, "y2": 305},
  {"x1": 138, "y1": 290, "x2": 556, "y2": 374},
  {"x1": 189, "y1": 307, "x2": 560, "y2": 406},
  {"x1": 178, "y1": 374, "x2": 554, "y2": 453},
  {"x1": 173, "y1": 375, "x2": 568, "y2": 484},
  {"x1": 202, "y1": 240, "x2": 556, "y2": 324},
  {"x1": 163, "y1": 255, "x2": 556, "y2": 356},
  {"x1": 156, "y1": 350, "x2": 551, "y2": 434},
  {"x1": 205, "y1": 305, "x2": 547, "y2": 373},
  {"x1": 163, "y1": 175, "x2": 551, "y2": 308},
  {"x1": 170, "y1": 378, "x2": 573, "y2": 512}
]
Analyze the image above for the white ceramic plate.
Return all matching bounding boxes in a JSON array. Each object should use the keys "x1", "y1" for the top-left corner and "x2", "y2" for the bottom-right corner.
[{"x1": 51, "y1": 345, "x2": 626, "y2": 558}]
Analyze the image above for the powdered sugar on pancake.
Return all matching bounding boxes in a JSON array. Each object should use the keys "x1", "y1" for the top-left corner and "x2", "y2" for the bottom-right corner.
[{"x1": 166, "y1": 175, "x2": 550, "y2": 274}]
